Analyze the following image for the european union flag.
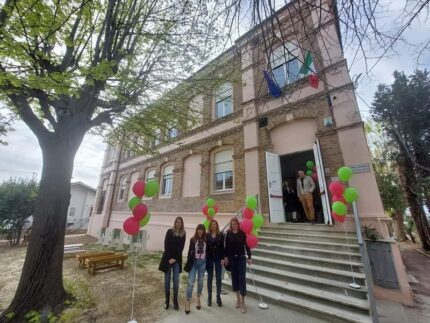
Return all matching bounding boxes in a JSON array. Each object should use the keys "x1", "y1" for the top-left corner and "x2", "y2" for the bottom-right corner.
[{"x1": 263, "y1": 70, "x2": 282, "y2": 98}]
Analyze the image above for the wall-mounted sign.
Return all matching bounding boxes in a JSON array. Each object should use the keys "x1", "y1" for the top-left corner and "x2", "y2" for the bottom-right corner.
[{"x1": 348, "y1": 163, "x2": 370, "y2": 174}]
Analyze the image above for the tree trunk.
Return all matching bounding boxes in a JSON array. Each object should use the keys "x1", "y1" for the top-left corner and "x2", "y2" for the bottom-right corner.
[
  {"x1": 1, "y1": 135, "x2": 83, "y2": 321},
  {"x1": 393, "y1": 211, "x2": 407, "y2": 241},
  {"x1": 398, "y1": 158, "x2": 430, "y2": 250}
]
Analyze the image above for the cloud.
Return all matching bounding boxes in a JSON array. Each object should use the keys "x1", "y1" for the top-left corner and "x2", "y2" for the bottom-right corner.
[{"x1": 0, "y1": 121, "x2": 105, "y2": 188}]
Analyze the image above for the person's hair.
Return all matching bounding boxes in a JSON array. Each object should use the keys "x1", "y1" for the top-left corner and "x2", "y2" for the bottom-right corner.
[
  {"x1": 191, "y1": 224, "x2": 207, "y2": 243},
  {"x1": 208, "y1": 219, "x2": 220, "y2": 235},
  {"x1": 229, "y1": 217, "x2": 240, "y2": 232},
  {"x1": 298, "y1": 169, "x2": 305, "y2": 173},
  {"x1": 172, "y1": 216, "x2": 185, "y2": 237}
]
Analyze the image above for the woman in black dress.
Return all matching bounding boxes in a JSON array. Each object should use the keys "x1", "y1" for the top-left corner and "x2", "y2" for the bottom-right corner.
[
  {"x1": 224, "y1": 217, "x2": 252, "y2": 313},
  {"x1": 158, "y1": 217, "x2": 186, "y2": 310}
]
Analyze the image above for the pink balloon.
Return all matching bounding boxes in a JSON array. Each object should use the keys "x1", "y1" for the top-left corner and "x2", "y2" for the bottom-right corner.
[
  {"x1": 214, "y1": 204, "x2": 220, "y2": 214},
  {"x1": 132, "y1": 181, "x2": 145, "y2": 198},
  {"x1": 243, "y1": 207, "x2": 254, "y2": 220},
  {"x1": 133, "y1": 203, "x2": 148, "y2": 221},
  {"x1": 332, "y1": 212, "x2": 346, "y2": 224},
  {"x1": 123, "y1": 217, "x2": 140, "y2": 235},
  {"x1": 312, "y1": 172, "x2": 318, "y2": 182},
  {"x1": 240, "y1": 219, "x2": 253, "y2": 234},
  {"x1": 333, "y1": 195, "x2": 347, "y2": 204},
  {"x1": 202, "y1": 205, "x2": 209, "y2": 216},
  {"x1": 246, "y1": 234, "x2": 259, "y2": 249},
  {"x1": 329, "y1": 181, "x2": 345, "y2": 196}
]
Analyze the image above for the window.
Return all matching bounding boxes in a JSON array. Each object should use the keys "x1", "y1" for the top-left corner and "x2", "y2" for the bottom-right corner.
[
  {"x1": 128, "y1": 172, "x2": 140, "y2": 198},
  {"x1": 271, "y1": 43, "x2": 300, "y2": 88},
  {"x1": 68, "y1": 207, "x2": 76, "y2": 219},
  {"x1": 215, "y1": 83, "x2": 233, "y2": 119},
  {"x1": 145, "y1": 168, "x2": 155, "y2": 183},
  {"x1": 214, "y1": 149, "x2": 233, "y2": 191},
  {"x1": 118, "y1": 176, "x2": 127, "y2": 201},
  {"x1": 168, "y1": 128, "x2": 178, "y2": 140},
  {"x1": 162, "y1": 165, "x2": 174, "y2": 196}
]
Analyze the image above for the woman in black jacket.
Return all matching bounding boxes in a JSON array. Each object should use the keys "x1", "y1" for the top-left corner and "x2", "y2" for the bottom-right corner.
[
  {"x1": 224, "y1": 217, "x2": 252, "y2": 313},
  {"x1": 158, "y1": 217, "x2": 186, "y2": 310},
  {"x1": 206, "y1": 219, "x2": 224, "y2": 307}
]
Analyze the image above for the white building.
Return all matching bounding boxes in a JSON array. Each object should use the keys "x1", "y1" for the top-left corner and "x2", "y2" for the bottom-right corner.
[{"x1": 67, "y1": 182, "x2": 96, "y2": 229}]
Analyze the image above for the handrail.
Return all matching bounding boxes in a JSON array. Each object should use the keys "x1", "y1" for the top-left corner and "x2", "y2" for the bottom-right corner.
[
  {"x1": 352, "y1": 202, "x2": 379, "y2": 323},
  {"x1": 221, "y1": 194, "x2": 259, "y2": 233}
]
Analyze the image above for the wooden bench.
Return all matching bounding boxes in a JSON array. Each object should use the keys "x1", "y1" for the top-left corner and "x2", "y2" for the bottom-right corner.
[
  {"x1": 76, "y1": 252, "x2": 115, "y2": 268},
  {"x1": 86, "y1": 254, "x2": 128, "y2": 275}
]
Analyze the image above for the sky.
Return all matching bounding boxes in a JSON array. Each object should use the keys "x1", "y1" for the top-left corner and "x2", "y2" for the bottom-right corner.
[{"x1": 0, "y1": 1, "x2": 429, "y2": 189}]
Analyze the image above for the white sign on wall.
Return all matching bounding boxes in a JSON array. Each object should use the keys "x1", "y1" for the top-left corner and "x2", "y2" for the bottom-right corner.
[{"x1": 348, "y1": 163, "x2": 370, "y2": 174}]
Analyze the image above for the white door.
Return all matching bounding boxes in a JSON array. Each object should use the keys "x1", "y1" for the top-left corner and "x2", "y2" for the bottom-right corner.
[
  {"x1": 313, "y1": 140, "x2": 332, "y2": 224},
  {"x1": 265, "y1": 152, "x2": 285, "y2": 223}
]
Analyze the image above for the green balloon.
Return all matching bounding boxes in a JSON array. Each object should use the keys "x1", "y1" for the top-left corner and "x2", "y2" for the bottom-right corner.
[
  {"x1": 306, "y1": 170, "x2": 313, "y2": 176},
  {"x1": 246, "y1": 196, "x2": 258, "y2": 210},
  {"x1": 208, "y1": 207, "x2": 216, "y2": 216},
  {"x1": 206, "y1": 198, "x2": 215, "y2": 208},
  {"x1": 251, "y1": 228, "x2": 259, "y2": 237},
  {"x1": 344, "y1": 187, "x2": 359, "y2": 203},
  {"x1": 252, "y1": 213, "x2": 265, "y2": 229},
  {"x1": 128, "y1": 197, "x2": 141, "y2": 210},
  {"x1": 145, "y1": 180, "x2": 159, "y2": 197},
  {"x1": 338, "y1": 167, "x2": 353, "y2": 182},
  {"x1": 140, "y1": 213, "x2": 151, "y2": 227},
  {"x1": 306, "y1": 161, "x2": 314, "y2": 169},
  {"x1": 203, "y1": 219, "x2": 210, "y2": 231},
  {"x1": 332, "y1": 201, "x2": 347, "y2": 215}
]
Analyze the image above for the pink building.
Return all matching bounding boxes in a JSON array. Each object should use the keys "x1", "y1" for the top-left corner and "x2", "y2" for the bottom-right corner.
[{"x1": 88, "y1": 0, "x2": 412, "y2": 319}]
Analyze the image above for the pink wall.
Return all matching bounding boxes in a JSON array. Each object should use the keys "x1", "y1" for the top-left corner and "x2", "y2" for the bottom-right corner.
[{"x1": 270, "y1": 119, "x2": 317, "y2": 155}]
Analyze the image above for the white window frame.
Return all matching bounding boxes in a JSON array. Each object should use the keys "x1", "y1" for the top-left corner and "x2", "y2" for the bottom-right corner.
[
  {"x1": 213, "y1": 149, "x2": 234, "y2": 192},
  {"x1": 215, "y1": 83, "x2": 233, "y2": 119},
  {"x1": 118, "y1": 175, "x2": 127, "y2": 201},
  {"x1": 161, "y1": 164, "x2": 174, "y2": 197},
  {"x1": 270, "y1": 43, "x2": 301, "y2": 88},
  {"x1": 145, "y1": 168, "x2": 156, "y2": 183},
  {"x1": 168, "y1": 128, "x2": 178, "y2": 140}
]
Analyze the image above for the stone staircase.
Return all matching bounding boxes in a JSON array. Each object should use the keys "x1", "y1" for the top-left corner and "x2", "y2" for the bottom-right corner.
[{"x1": 223, "y1": 223, "x2": 372, "y2": 323}]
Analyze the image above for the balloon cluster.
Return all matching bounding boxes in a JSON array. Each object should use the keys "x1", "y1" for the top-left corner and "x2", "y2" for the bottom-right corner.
[
  {"x1": 201, "y1": 198, "x2": 220, "y2": 230},
  {"x1": 123, "y1": 180, "x2": 159, "y2": 235},
  {"x1": 305, "y1": 160, "x2": 318, "y2": 182},
  {"x1": 328, "y1": 167, "x2": 360, "y2": 223},
  {"x1": 240, "y1": 196, "x2": 265, "y2": 249}
]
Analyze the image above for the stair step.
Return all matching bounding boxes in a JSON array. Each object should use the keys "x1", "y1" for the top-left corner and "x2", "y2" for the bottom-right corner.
[
  {"x1": 264, "y1": 223, "x2": 356, "y2": 234},
  {"x1": 252, "y1": 255, "x2": 366, "y2": 283},
  {"x1": 222, "y1": 280, "x2": 371, "y2": 323},
  {"x1": 258, "y1": 236, "x2": 360, "y2": 252},
  {"x1": 259, "y1": 230, "x2": 358, "y2": 243},
  {"x1": 258, "y1": 242, "x2": 362, "y2": 261},
  {"x1": 252, "y1": 249, "x2": 363, "y2": 271},
  {"x1": 247, "y1": 272, "x2": 369, "y2": 310},
  {"x1": 249, "y1": 263, "x2": 368, "y2": 299}
]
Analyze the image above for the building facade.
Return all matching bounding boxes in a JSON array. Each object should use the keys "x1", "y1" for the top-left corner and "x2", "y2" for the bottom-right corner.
[
  {"x1": 88, "y1": 0, "x2": 412, "y2": 306},
  {"x1": 68, "y1": 182, "x2": 96, "y2": 230}
]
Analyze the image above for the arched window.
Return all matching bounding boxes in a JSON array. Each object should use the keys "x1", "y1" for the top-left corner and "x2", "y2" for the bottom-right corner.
[
  {"x1": 214, "y1": 149, "x2": 233, "y2": 191},
  {"x1": 270, "y1": 43, "x2": 301, "y2": 87},
  {"x1": 161, "y1": 165, "x2": 174, "y2": 196},
  {"x1": 145, "y1": 168, "x2": 155, "y2": 183}
]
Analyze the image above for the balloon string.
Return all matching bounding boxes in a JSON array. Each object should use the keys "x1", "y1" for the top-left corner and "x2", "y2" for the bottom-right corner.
[
  {"x1": 344, "y1": 223, "x2": 356, "y2": 284},
  {"x1": 130, "y1": 245, "x2": 138, "y2": 321}
]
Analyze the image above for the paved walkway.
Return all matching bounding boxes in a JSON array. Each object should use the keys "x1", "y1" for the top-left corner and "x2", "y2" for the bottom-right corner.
[{"x1": 159, "y1": 290, "x2": 328, "y2": 323}]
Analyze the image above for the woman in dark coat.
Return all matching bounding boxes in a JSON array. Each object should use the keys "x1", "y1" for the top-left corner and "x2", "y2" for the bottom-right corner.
[
  {"x1": 158, "y1": 216, "x2": 186, "y2": 310},
  {"x1": 206, "y1": 219, "x2": 224, "y2": 307},
  {"x1": 224, "y1": 217, "x2": 252, "y2": 313}
]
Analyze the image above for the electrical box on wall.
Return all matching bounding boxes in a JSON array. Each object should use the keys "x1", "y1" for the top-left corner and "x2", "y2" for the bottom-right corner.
[{"x1": 323, "y1": 116, "x2": 333, "y2": 127}]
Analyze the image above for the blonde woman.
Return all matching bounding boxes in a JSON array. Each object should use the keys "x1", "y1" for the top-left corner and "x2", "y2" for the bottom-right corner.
[{"x1": 158, "y1": 217, "x2": 186, "y2": 311}]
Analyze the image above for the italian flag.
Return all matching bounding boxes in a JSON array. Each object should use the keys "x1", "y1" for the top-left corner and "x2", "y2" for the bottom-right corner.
[{"x1": 299, "y1": 51, "x2": 318, "y2": 89}]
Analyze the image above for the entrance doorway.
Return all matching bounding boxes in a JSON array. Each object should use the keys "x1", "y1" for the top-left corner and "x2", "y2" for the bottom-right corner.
[
  {"x1": 265, "y1": 140, "x2": 332, "y2": 224},
  {"x1": 280, "y1": 150, "x2": 323, "y2": 223}
]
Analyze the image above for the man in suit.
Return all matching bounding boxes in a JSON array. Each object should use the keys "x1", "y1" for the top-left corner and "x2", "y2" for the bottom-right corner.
[{"x1": 296, "y1": 170, "x2": 316, "y2": 224}]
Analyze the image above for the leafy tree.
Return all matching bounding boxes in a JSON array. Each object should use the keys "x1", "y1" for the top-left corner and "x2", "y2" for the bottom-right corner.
[
  {"x1": 0, "y1": 0, "x2": 233, "y2": 319},
  {"x1": 371, "y1": 70, "x2": 430, "y2": 250},
  {"x1": 0, "y1": 177, "x2": 38, "y2": 246}
]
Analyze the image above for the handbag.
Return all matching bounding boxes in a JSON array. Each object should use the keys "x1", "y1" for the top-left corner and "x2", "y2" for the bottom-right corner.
[{"x1": 184, "y1": 255, "x2": 194, "y2": 273}]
